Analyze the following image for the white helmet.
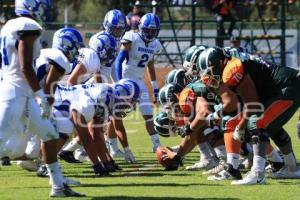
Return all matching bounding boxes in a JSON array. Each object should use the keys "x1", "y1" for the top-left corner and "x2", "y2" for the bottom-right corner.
[
  {"x1": 15, "y1": 0, "x2": 51, "y2": 21},
  {"x1": 103, "y1": 9, "x2": 127, "y2": 40},
  {"x1": 89, "y1": 32, "x2": 117, "y2": 67},
  {"x1": 52, "y1": 28, "x2": 84, "y2": 63}
]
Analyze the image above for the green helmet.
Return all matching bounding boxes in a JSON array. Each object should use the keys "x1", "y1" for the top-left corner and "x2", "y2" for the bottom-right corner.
[
  {"x1": 158, "y1": 83, "x2": 183, "y2": 107},
  {"x1": 183, "y1": 45, "x2": 208, "y2": 81},
  {"x1": 196, "y1": 47, "x2": 225, "y2": 89},
  {"x1": 154, "y1": 111, "x2": 178, "y2": 137},
  {"x1": 165, "y1": 69, "x2": 188, "y2": 88}
]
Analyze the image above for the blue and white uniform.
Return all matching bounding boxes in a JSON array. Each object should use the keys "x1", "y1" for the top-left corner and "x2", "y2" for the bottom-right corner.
[
  {"x1": 35, "y1": 48, "x2": 72, "y2": 86},
  {"x1": 53, "y1": 83, "x2": 113, "y2": 136},
  {"x1": 119, "y1": 30, "x2": 162, "y2": 115},
  {"x1": 0, "y1": 17, "x2": 58, "y2": 158}
]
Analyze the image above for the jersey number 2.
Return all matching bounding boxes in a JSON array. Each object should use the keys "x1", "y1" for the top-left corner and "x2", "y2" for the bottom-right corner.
[{"x1": 137, "y1": 54, "x2": 149, "y2": 68}]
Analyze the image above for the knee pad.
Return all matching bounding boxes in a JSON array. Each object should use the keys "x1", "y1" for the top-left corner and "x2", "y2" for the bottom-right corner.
[
  {"x1": 3, "y1": 134, "x2": 28, "y2": 159},
  {"x1": 25, "y1": 135, "x2": 41, "y2": 159},
  {"x1": 270, "y1": 128, "x2": 291, "y2": 148}
]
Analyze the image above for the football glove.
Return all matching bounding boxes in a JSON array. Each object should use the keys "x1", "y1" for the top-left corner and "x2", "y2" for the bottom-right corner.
[
  {"x1": 35, "y1": 89, "x2": 51, "y2": 119},
  {"x1": 179, "y1": 124, "x2": 193, "y2": 138},
  {"x1": 233, "y1": 126, "x2": 245, "y2": 142}
]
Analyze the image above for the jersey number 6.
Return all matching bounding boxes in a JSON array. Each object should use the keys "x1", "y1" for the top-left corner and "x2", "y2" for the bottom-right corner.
[{"x1": 137, "y1": 54, "x2": 149, "y2": 68}]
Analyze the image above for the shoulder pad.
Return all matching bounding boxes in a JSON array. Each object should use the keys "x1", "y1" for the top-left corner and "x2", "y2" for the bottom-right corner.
[
  {"x1": 2, "y1": 17, "x2": 42, "y2": 38},
  {"x1": 222, "y1": 58, "x2": 244, "y2": 87},
  {"x1": 41, "y1": 48, "x2": 71, "y2": 75}
]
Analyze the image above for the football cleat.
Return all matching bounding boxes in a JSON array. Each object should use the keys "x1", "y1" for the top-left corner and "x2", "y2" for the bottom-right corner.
[
  {"x1": 269, "y1": 166, "x2": 300, "y2": 179},
  {"x1": 265, "y1": 161, "x2": 285, "y2": 173},
  {"x1": 186, "y1": 158, "x2": 217, "y2": 171},
  {"x1": 110, "y1": 149, "x2": 125, "y2": 158},
  {"x1": 92, "y1": 163, "x2": 109, "y2": 177},
  {"x1": 203, "y1": 158, "x2": 226, "y2": 175},
  {"x1": 74, "y1": 148, "x2": 90, "y2": 162},
  {"x1": 37, "y1": 164, "x2": 49, "y2": 177},
  {"x1": 1, "y1": 157, "x2": 11, "y2": 166},
  {"x1": 124, "y1": 148, "x2": 137, "y2": 164},
  {"x1": 103, "y1": 161, "x2": 116, "y2": 173},
  {"x1": 111, "y1": 160, "x2": 122, "y2": 171},
  {"x1": 58, "y1": 150, "x2": 82, "y2": 163},
  {"x1": 208, "y1": 164, "x2": 242, "y2": 181},
  {"x1": 17, "y1": 160, "x2": 41, "y2": 171},
  {"x1": 231, "y1": 170, "x2": 266, "y2": 185},
  {"x1": 50, "y1": 184, "x2": 86, "y2": 197},
  {"x1": 49, "y1": 176, "x2": 81, "y2": 186}
]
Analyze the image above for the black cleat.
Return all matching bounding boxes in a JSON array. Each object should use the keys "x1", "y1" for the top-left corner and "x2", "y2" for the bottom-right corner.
[
  {"x1": 50, "y1": 184, "x2": 86, "y2": 197},
  {"x1": 224, "y1": 163, "x2": 242, "y2": 180},
  {"x1": 92, "y1": 163, "x2": 109, "y2": 177},
  {"x1": 103, "y1": 161, "x2": 116, "y2": 173},
  {"x1": 1, "y1": 157, "x2": 11, "y2": 166},
  {"x1": 58, "y1": 151, "x2": 82, "y2": 163},
  {"x1": 266, "y1": 161, "x2": 285, "y2": 173},
  {"x1": 37, "y1": 164, "x2": 49, "y2": 177},
  {"x1": 111, "y1": 160, "x2": 122, "y2": 171}
]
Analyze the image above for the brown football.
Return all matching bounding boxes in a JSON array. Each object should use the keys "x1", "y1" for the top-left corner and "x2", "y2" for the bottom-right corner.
[{"x1": 156, "y1": 146, "x2": 173, "y2": 167}]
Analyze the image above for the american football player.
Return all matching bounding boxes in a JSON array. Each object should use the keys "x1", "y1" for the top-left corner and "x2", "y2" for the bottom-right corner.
[
  {"x1": 198, "y1": 47, "x2": 300, "y2": 184},
  {"x1": 114, "y1": 13, "x2": 163, "y2": 154},
  {"x1": 0, "y1": 0, "x2": 84, "y2": 197}
]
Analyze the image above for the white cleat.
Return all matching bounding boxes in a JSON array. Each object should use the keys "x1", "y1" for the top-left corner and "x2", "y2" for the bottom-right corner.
[
  {"x1": 231, "y1": 170, "x2": 266, "y2": 185},
  {"x1": 17, "y1": 160, "x2": 41, "y2": 172},
  {"x1": 49, "y1": 176, "x2": 81, "y2": 186},
  {"x1": 203, "y1": 159, "x2": 226, "y2": 175},
  {"x1": 74, "y1": 148, "x2": 89, "y2": 162},
  {"x1": 50, "y1": 185, "x2": 86, "y2": 197},
  {"x1": 186, "y1": 158, "x2": 217, "y2": 171},
  {"x1": 124, "y1": 148, "x2": 137, "y2": 164},
  {"x1": 110, "y1": 149, "x2": 125, "y2": 158},
  {"x1": 270, "y1": 166, "x2": 300, "y2": 179},
  {"x1": 208, "y1": 169, "x2": 235, "y2": 181}
]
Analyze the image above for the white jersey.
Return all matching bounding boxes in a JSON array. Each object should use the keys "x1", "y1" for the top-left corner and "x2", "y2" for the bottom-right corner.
[
  {"x1": 0, "y1": 17, "x2": 42, "y2": 94},
  {"x1": 35, "y1": 48, "x2": 71, "y2": 88},
  {"x1": 121, "y1": 31, "x2": 162, "y2": 80},
  {"x1": 54, "y1": 83, "x2": 113, "y2": 122}
]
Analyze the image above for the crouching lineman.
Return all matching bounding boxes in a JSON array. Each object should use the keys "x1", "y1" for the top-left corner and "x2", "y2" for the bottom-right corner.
[
  {"x1": 0, "y1": 0, "x2": 84, "y2": 197},
  {"x1": 114, "y1": 13, "x2": 163, "y2": 153},
  {"x1": 198, "y1": 47, "x2": 300, "y2": 184},
  {"x1": 53, "y1": 79, "x2": 140, "y2": 176},
  {"x1": 17, "y1": 27, "x2": 89, "y2": 178}
]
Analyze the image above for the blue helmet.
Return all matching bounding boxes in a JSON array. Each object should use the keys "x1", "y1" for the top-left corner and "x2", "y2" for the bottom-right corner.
[
  {"x1": 112, "y1": 82, "x2": 132, "y2": 118},
  {"x1": 103, "y1": 9, "x2": 127, "y2": 40},
  {"x1": 15, "y1": 0, "x2": 51, "y2": 21},
  {"x1": 116, "y1": 79, "x2": 140, "y2": 103},
  {"x1": 139, "y1": 13, "x2": 160, "y2": 42},
  {"x1": 89, "y1": 32, "x2": 117, "y2": 67},
  {"x1": 52, "y1": 28, "x2": 84, "y2": 63}
]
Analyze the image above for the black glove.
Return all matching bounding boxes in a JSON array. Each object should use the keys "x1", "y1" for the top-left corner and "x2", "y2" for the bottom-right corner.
[
  {"x1": 165, "y1": 154, "x2": 183, "y2": 171},
  {"x1": 179, "y1": 124, "x2": 193, "y2": 138}
]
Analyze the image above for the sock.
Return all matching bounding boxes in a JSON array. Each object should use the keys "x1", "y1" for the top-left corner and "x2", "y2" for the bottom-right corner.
[
  {"x1": 252, "y1": 155, "x2": 266, "y2": 172},
  {"x1": 198, "y1": 143, "x2": 212, "y2": 160},
  {"x1": 150, "y1": 133, "x2": 161, "y2": 147},
  {"x1": 108, "y1": 138, "x2": 120, "y2": 153},
  {"x1": 227, "y1": 153, "x2": 240, "y2": 169},
  {"x1": 46, "y1": 162, "x2": 64, "y2": 188},
  {"x1": 214, "y1": 145, "x2": 227, "y2": 159},
  {"x1": 267, "y1": 149, "x2": 283, "y2": 163},
  {"x1": 62, "y1": 139, "x2": 81, "y2": 152},
  {"x1": 283, "y1": 152, "x2": 298, "y2": 171}
]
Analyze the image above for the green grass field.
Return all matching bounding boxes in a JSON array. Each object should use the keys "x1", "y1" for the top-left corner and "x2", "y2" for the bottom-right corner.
[{"x1": 1, "y1": 110, "x2": 300, "y2": 200}]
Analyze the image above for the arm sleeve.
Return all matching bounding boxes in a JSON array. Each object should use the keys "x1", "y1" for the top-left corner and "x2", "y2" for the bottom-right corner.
[{"x1": 114, "y1": 49, "x2": 128, "y2": 81}]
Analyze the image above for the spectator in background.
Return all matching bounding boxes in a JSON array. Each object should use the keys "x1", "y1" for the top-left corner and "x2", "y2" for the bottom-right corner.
[
  {"x1": 212, "y1": 0, "x2": 236, "y2": 46},
  {"x1": 126, "y1": 1, "x2": 145, "y2": 32}
]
